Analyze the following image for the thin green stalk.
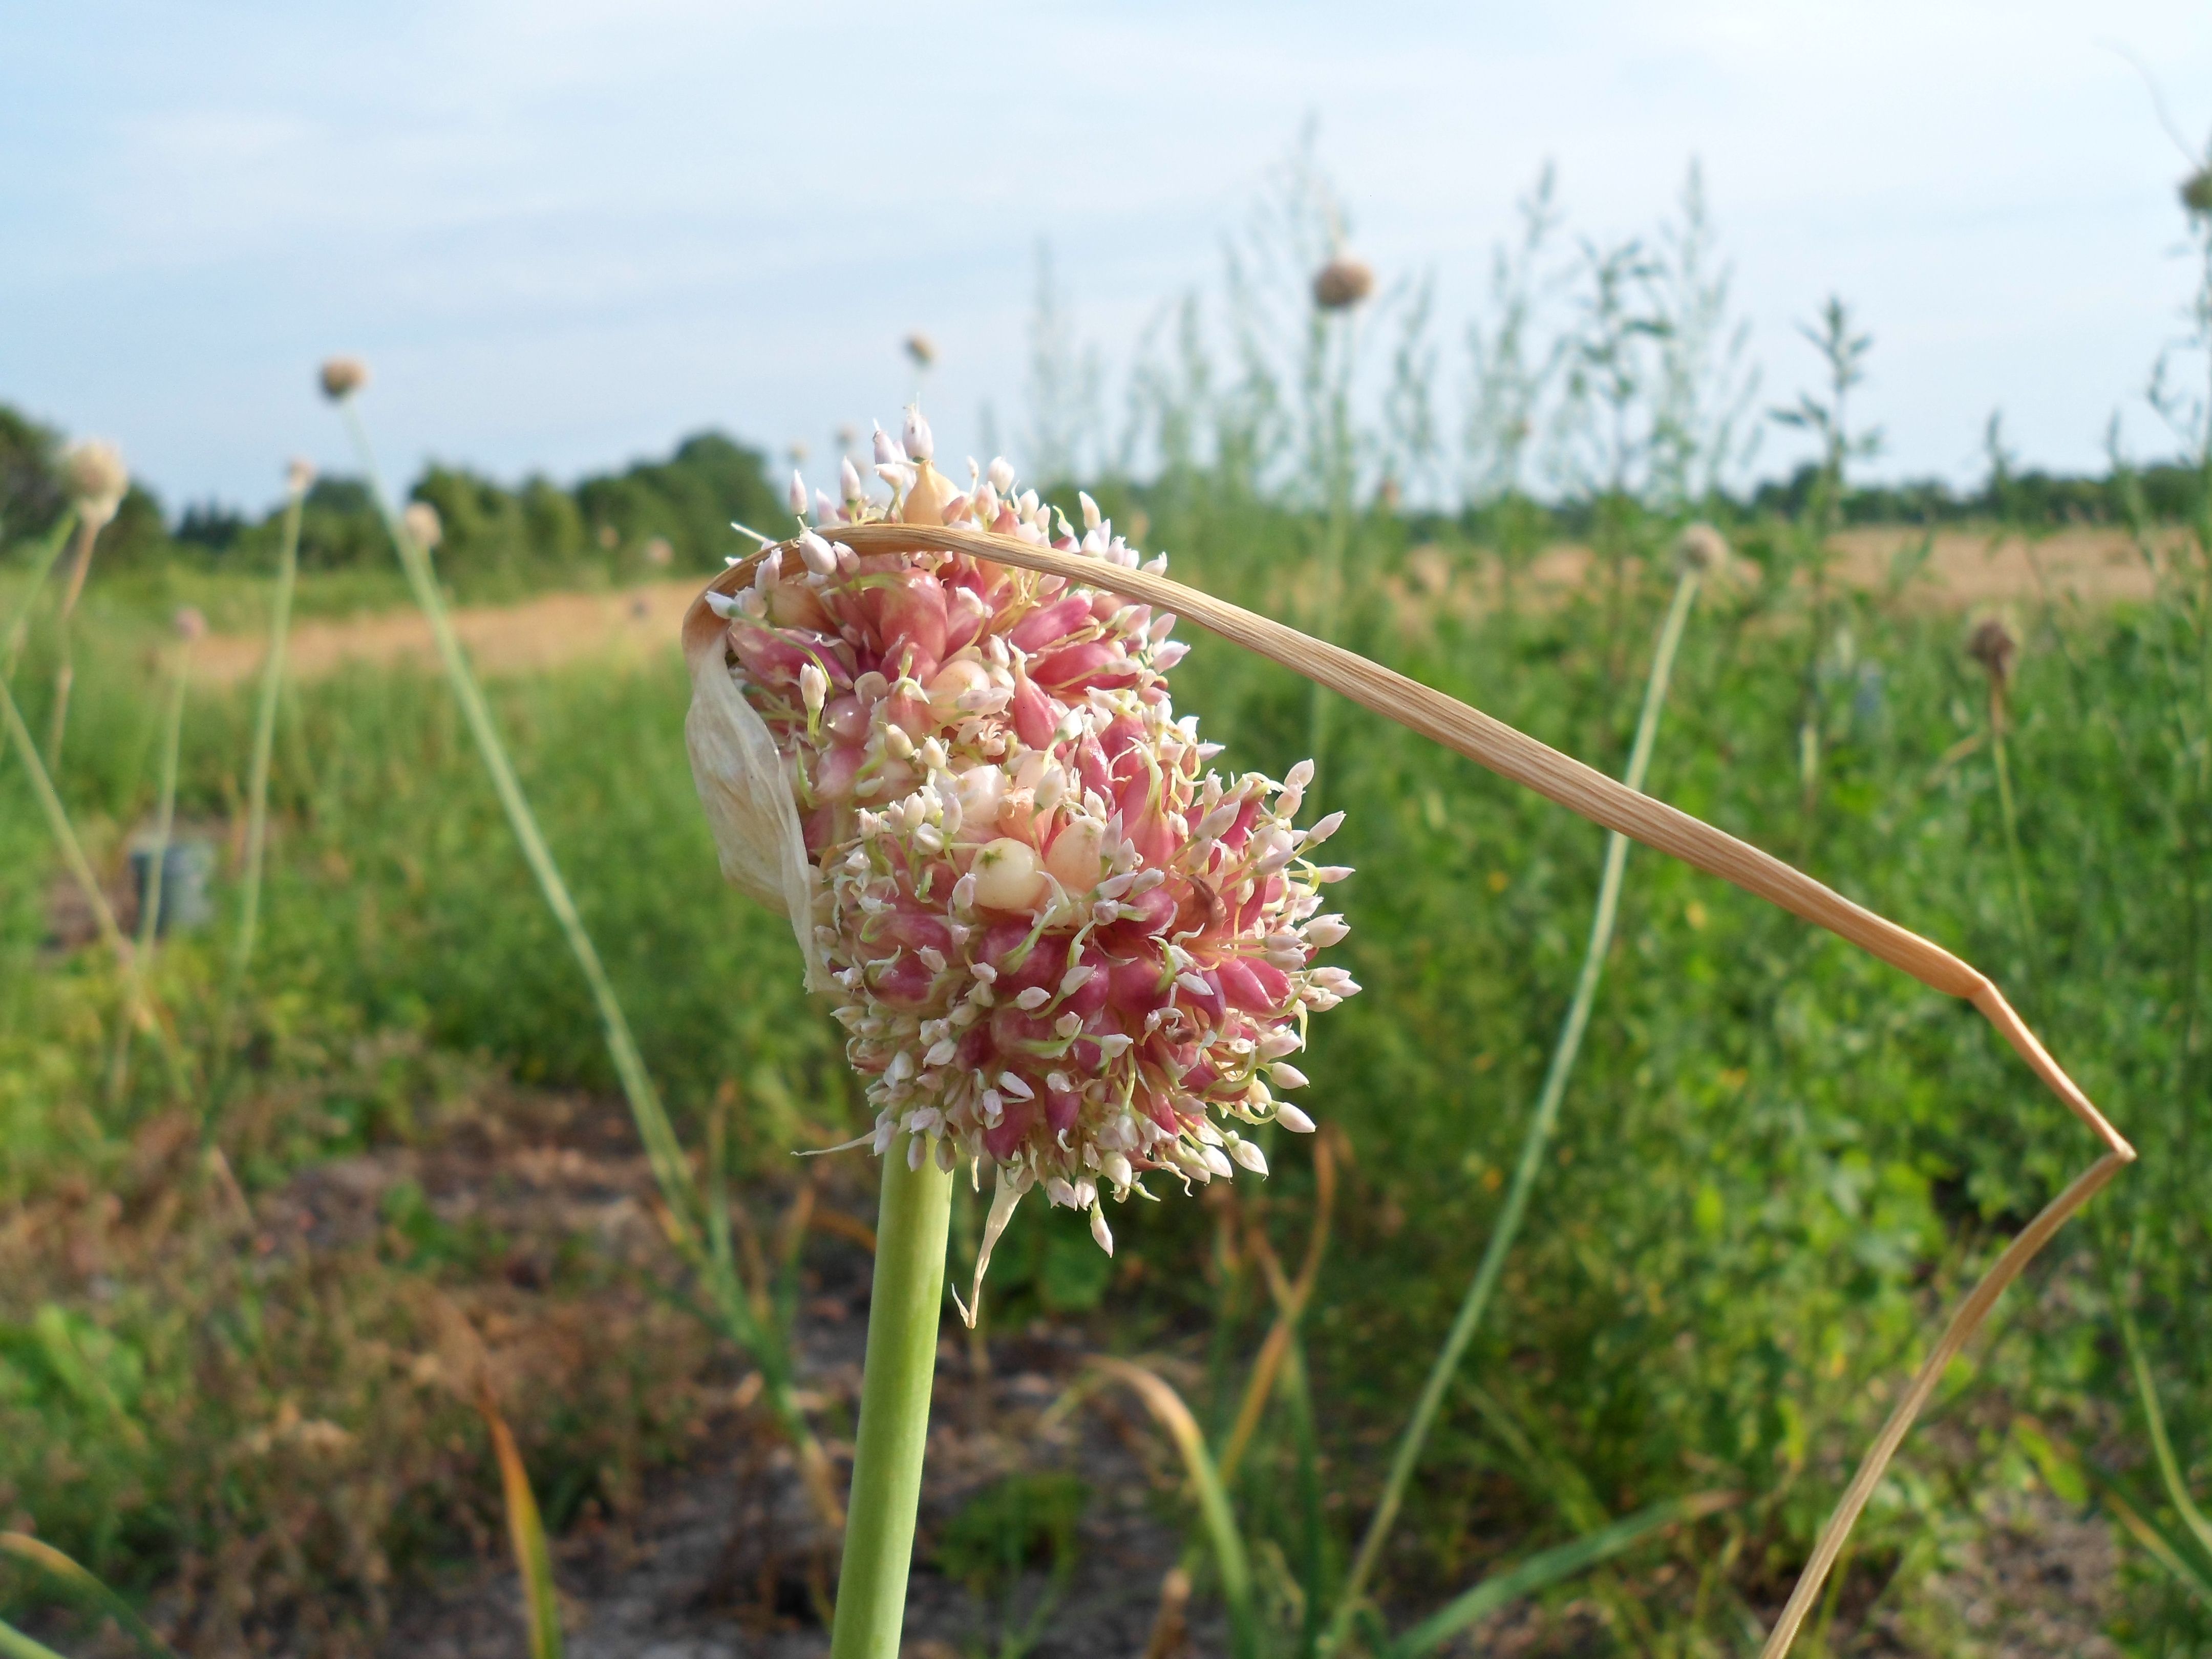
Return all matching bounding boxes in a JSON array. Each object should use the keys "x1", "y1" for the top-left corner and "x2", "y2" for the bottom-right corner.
[
  {"x1": 2122, "y1": 1307, "x2": 2212, "y2": 1565},
  {"x1": 108, "y1": 632, "x2": 192, "y2": 1102},
  {"x1": 48, "y1": 515, "x2": 105, "y2": 770},
  {"x1": 335, "y1": 398, "x2": 840, "y2": 1520},
  {"x1": 226, "y1": 484, "x2": 306, "y2": 998},
  {"x1": 1988, "y1": 684, "x2": 2038, "y2": 963},
  {"x1": 336, "y1": 401, "x2": 699, "y2": 1232},
  {"x1": 831, "y1": 1148, "x2": 954, "y2": 1659},
  {"x1": 2, "y1": 673, "x2": 159, "y2": 1055},
  {"x1": 2, "y1": 513, "x2": 77, "y2": 683},
  {"x1": 1327, "y1": 564, "x2": 1703, "y2": 1646},
  {"x1": 0, "y1": 1620, "x2": 68, "y2": 1659}
]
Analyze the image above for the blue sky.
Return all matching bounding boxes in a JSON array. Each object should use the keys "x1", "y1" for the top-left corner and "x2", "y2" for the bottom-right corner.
[{"x1": 4, "y1": 1, "x2": 2210, "y2": 514}]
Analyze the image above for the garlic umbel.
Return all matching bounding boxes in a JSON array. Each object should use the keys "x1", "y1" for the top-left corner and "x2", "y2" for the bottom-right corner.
[{"x1": 686, "y1": 410, "x2": 1355, "y2": 1286}]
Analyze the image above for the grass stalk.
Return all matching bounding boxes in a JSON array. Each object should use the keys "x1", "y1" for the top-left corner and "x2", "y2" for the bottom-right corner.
[
  {"x1": 1326, "y1": 563, "x2": 1703, "y2": 1643},
  {"x1": 334, "y1": 397, "x2": 841, "y2": 1520},
  {"x1": 830, "y1": 1148, "x2": 955, "y2": 1659}
]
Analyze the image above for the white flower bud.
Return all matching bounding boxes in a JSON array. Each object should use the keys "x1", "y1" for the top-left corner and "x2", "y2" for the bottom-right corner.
[
  {"x1": 841, "y1": 455, "x2": 864, "y2": 502},
  {"x1": 1268, "y1": 1062, "x2": 1309, "y2": 1090},
  {"x1": 903, "y1": 405, "x2": 935, "y2": 462},
  {"x1": 1090, "y1": 1204, "x2": 1114, "y2": 1254},
  {"x1": 799, "y1": 662, "x2": 829, "y2": 716},
  {"x1": 788, "y1": 471, "x2": 808, "y2": 516},
  {"x1": 874, "y1": 422, "x2": 904, "y2": 465},
  {"x1": 1229, "y1": 1138, "x2": 1268, "y2": 1175},
  {"x1": 1275, "y1": 1103, "x2": 1317, "y2": 1133},
  {"x1": 989, "y1": 456, "x2": 1016, "y2": 494},
  {"x1": 798, "y1": 531, "x2": 838, "y2": 576}
]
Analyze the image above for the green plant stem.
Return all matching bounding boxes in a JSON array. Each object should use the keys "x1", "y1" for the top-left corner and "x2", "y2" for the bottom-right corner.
[
  {"x1": 831, "y1": 1147, "x2": 954, "y2": 1659},
  {"x1": 341, "y1": 402, "x2": 696, "y2": 1228},
  {"x1": 2122, "y1": 1307, "x2": 2212, "y2": 1564},
  {"x1": 109, "y1": 635, "x2": 192, "y2": 1103},
  {"x1": 2, "y1": 513, "x2": 77, "y2": 684},
  {"x1": 225, "y1": 486, "x2": 306, "y2": 1004},
  {"x1": 0, "y1": 1620, "x2": 68, "y2": 1659},
  {"x1": 1, "y1": 673, "x2": 170, "y2": 1074},
  {"x1": 1327, "y1": 565, "x2": 1702, "y2": 1646},
  {"x1": 47, "y1": 515, "x2": 103, "y2": 771},
  {"x1": 337, "y1": 399, "x2": 842, "y2": 1523},
  {"x1": 1988, "y1": 684, "x2": 2037, "y2": 964}
]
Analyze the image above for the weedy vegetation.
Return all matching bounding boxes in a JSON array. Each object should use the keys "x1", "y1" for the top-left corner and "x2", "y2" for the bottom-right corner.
[{"x1": 2, "y1": 136, "x2": 2211, "y2": 1658}]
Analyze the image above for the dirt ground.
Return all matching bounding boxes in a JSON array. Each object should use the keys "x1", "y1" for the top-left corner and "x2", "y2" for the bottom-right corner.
[{"x1": 186, "y1": 527, "x2": 2177, "y2": 691}]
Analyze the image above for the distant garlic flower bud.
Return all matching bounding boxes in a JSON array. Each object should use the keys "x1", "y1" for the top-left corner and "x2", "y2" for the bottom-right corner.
[
  {"x1": 62, "y1": 440, "x2": 129, "y2": 530},
  {"x1": 173, "y1": 606, "x2": 207, "y2": 641},
  {"x1": 286, "y1": 457, "x2": 316, "y2": 497},
  {"x1": 905, "y1": 332, "x2": 937, "y2": 369},
  {"x1": 836, "y1": 423, "x2": 859, "y2": 450},
  {"x1": 401, "y1": 501, "x2": 442, "y2": 552},
  {"x1": 1675, "y1": 521, "x2": 1731, "y2": 575},
  {"x1": 1966, "y1": 614, "x2": 2017, "y2": 689},
  {"x1": 643, "y1": 536, "x2": 674, "y2": 567},
  {"x1": 318, "y1": 356, "x2": 369, "y2": 400},
  {"x1": 685, "y1": 443, "x2": 1357, "y2": 1282},
  {"x1": 1312, "y1": 255, "x2": 1375, "y2": 311},
  {"x1": 2183, "y1": 167, "x2": 2212, "y2": 220}
]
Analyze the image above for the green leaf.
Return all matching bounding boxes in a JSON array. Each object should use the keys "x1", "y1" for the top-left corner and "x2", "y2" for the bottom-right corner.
[
  {"x1": 1389, "y1": 1492, "x2": 1734, "y2": 1659},
  {"x1": 0, "y1": 1533, "x2": 179, "y2": 1659}
]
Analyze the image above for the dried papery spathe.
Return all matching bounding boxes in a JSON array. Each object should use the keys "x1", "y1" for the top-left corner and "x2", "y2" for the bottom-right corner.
[{"x1": 684, "y1": 417, "x2": 1354, "y2": 1301}]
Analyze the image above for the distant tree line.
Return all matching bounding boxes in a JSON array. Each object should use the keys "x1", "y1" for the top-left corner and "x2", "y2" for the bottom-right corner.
[
  {"x1": 2, "y1": 398, "x2": 2204, "y2": 602},
  {"x1": 0, "y1": 402, "x2": 785, "y2": 592}
]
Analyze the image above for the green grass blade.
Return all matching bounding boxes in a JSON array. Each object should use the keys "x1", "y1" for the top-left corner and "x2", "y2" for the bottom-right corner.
[
  {"x1": 0, "y1": 1532, "x2": 181, "y2": 1658},
  {"x1": 1329, "y1": 566, "x2": 1704, "y2": 1646},
  {"x1": 2121, "y1": 1308, "x2": 2212, "y2": 1565},
  {"x1": 1097, "y1": 1359, "x2": 1258, "y2": 1659},
  {"x1": 477, "y1": 1395, "x2": 565, "y2": 1659},
  {"x1": 2096, "y1": 1480, "x2": 2212, "y2": 1607},
  {"x1": 1389, "y1": 1493, "x2": 1731, "y2": 1659},
  {"x1": 0, "y1": 1618, "x2": 68, "y2": 1659}
]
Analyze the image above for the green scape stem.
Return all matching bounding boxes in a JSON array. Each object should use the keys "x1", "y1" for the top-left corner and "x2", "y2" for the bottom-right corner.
[
  {"x1": 228, "y1": 484, "x2": 306, "y2": 997},
  {"x1": 338, "y1": 401, "x2": 699, "y2": 1235},
  {"x1": 830, "y1": 1147, "x2": 954, "y2": 1659},
  {"x1": 2, "y1": 513, "x2": 77, "y2": 683},
  {"x1": 1988, "y1": 684, "x2": 2037, "y2": 966},
  {"x1": 1327, "y1": 566, "x2": 1703, "y2": 1645},
  {"x1": 337, "y1": 396, "x2": 842, "y2": 1523},
  {"x1": 109, "y1": 633, "x2": 192, "y2": 1103}
]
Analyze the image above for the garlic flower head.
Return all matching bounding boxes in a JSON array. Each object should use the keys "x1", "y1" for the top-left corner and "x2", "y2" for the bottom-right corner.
[
  {"x1": 683, "y1": 434, "x2": 1357, "y2": 1263},
  {"x1": 62, "y1": 440, "x2": 129, "y2": 532}
]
